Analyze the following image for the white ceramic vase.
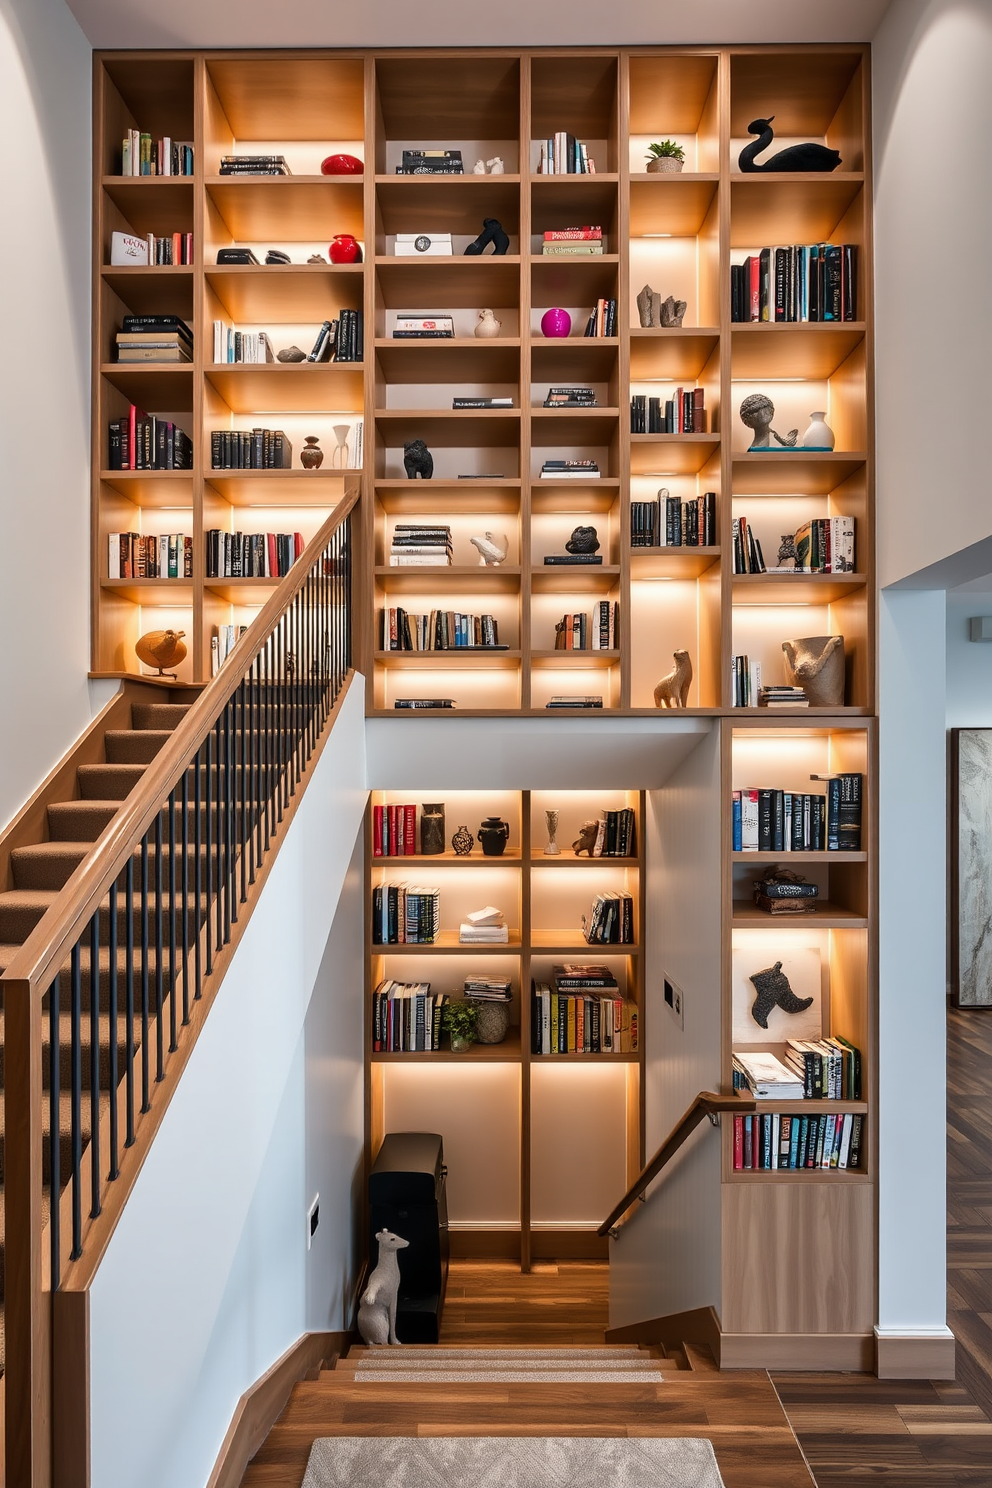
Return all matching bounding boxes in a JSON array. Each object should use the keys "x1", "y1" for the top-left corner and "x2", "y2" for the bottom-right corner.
[
  {"x1": 801, "y1": 411, "x2": 835, "y2": 450},
  {"x1": 475, "y1": 309, "x2": 501, "y2": 338}
]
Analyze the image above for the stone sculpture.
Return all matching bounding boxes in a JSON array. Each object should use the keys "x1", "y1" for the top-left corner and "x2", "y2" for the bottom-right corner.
[
  {"x1": 653, "y1": 650, "x2": 693, "y2": 709},
  {"x1": 777, "y1": 533, "x2": 798, "y2": 567},
  {"x1": 748, "y1": 961, "x2": 815, "y2": 1030},
  {"x1": 357, "y1": 1230, "x2": 410, "y2": 1346},
  {"x1": 739, "y1": 392, "x2": 797, "y2": 449},
  {"x1": 277, "y1": 345, "x2": 306, "y2": 362},
  {"x1": 782, "y1": 635, "x2": 845, "y2": 708},
  {"x1": 659, "y1": 294, "x2": 687, "y2": 327},
  {"x1": 565, "y1": 525, "x2": 600, "y2": 555},
  {"x1": 636, "y1": 285, "x2": 686, "y2": 328},
  {"x1": 470, "y1": 532, "x2": 509, "y2": 566},
  {"x1": 403, "y1": 439, "x2": 434, "y2": 479},
  {"x1": 475, "y1": 308, "x2": 501, "y2": 338}
]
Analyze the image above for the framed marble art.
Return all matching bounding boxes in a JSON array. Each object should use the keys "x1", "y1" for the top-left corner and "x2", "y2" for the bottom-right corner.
[{"x1": 952, "y1": 728, "x2": 992, "y2": 1006}]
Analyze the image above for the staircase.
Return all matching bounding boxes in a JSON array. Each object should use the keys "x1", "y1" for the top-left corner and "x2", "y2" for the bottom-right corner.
[{"x1": 0, "y1": 687, "x2": 199, "y2": 1366}]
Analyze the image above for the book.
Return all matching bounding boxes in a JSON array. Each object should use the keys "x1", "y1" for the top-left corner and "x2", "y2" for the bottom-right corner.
[
  {"x1": 218, "y1": 154, "x2": 290, "y2": 175},
  {"x1": 108, "y1": 410, "x2": 193, "y2": 472},
  {"x1": 393, "y1": 699, "x2": 456, "y2": 709},
  {"x1": 630, "y1": 491, "x2": 716, "y2": 548},
  {"x1": 631, "y1": 388, "x2": 705, "y2": 434},
  {"x1": 732, "y1": 1051, "x2": 806, "y2": 1100},
  {"x1": 120, "y1": 131, "x2": 193, "y2": 176},
  {"x1": 381, "y1": 608, "x2": 504, "y2": 651},
  {"x1": 452, "y1": 397, "x2": 513, "y2": 409},
  {"x1": 372, "y1": 884, "x2": 441, "y2": 944},
  {"x1": 372, "y1": 980, "x2": 448, "y2": 1052},
  {"x1": 210, "y1": 428, "x2": 292, "y2": 470},
  {"x1": 582, "y1": 891, "x2": 635, "y2": 945},
  {"x1": 545, "y1": 697, "x2": 603, "y2": 708},
  {"x1": 205, "y1": 529, "x2": 303, "y2": 579},
  {"x1": 538, "y1": 133, "x2": 595, "y2": 175}
]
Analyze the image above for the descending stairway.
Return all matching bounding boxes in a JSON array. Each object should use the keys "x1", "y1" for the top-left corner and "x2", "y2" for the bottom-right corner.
[{"x1": 0, "y1": 690, "x2": 199, "y2": 1366}]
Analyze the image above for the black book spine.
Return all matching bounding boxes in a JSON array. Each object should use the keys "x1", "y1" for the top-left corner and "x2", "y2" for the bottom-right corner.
[
  {"x1": 757, "y1": 789, "x2": 773, "y2": 852},
  {"x1": 771, "y1": 790, "x2": 785, "y2": 853}
]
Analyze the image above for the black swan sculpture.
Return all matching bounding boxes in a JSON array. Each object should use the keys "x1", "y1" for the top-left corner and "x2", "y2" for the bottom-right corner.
[{"x1": 738, "y1": 117, "x2": 842, "y2": 173}]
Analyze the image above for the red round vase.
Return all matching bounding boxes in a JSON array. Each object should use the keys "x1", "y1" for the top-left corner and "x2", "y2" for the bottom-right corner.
[
  {"x1": 329, "y1": 235, "x2": 362, "y2": 264},
  {"x1": 321, "y1": 154, "x2": 363, "y2": 175}
]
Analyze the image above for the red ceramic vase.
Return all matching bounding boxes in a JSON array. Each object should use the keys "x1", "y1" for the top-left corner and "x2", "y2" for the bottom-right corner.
[
  {"x1": 329, "y1": 234, "x2": 362, "y2": 264},
  {"x1": 321, "y1": 153, "x2": 363, "y2": 175}
]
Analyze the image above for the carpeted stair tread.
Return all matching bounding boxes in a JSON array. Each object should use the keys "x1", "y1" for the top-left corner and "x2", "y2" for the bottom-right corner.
[
  {"x1": 351, "y1": 1369, "x2": 669, "y2": 1383},
  {"x1": 130, "y1": 703, "x2": 192, "y2": 731},
  {"x1": 0, "y1": 1089, "x2": 112, "y2": 1189},
  {"x1": 0, "y1": 887, "x2": 209, "y2": 943},
  {"x1": 10, "y1": 842, "x2": 91, "y2": 890},
  {"x1": 76, "y1": 764, "x2": 147, "y2": 800},
  {"x1": 0, "y1": 941, "x2": 172, "y2": 1011},
  {"x1": 46, "y1": 801, "x2": 120, "y2": 841},
  {"x1": 104, "y1": 730, "x2": 173, "y2": 764},
  {"x1": 348, "y1": 1346, "x2": 656, "y2": 1360},
  {"x1": 0, "y1": 1009, "x2": 136, "y2": 1089}
]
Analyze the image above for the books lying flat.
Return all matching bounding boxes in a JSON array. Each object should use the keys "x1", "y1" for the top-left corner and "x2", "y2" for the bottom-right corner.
[
  {"x1": 541, "y1": 242, "x2": 604, "y2": 255},
  {"x1": 546, "y1": 697, "x2": 603, "y2": 709},
  {"x1": 393, "y1": 699, "x2": 455, "y2": 709},
  {"x1": 544, "y1": 555, "x2": 604, "y2": 565},
  {"x1": 465, "y1": 905, "x2": 504, "y2": 927},
  {"x1": 452, "y1": 398, "x2": 513, "y2": 408},
  {"x1": 219, "y1": 155, "x2": 290, "y2": 175},
  {"x1": 732, "y1": 1050, "x2": 805, "y2": 1100},
  {"x1": 459, "y1": 925, "x2": 509, "y2": 943},
  {"x1": 553, "y1": 964, "x2": 620, "y2": 990},
  {"x1": 464, "y1": 977, "x2": 512, "y2": 1001}
]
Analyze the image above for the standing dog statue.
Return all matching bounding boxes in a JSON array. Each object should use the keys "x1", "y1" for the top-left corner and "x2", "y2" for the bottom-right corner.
[
  {"x1": 357, "y1": 1230, "x2": 409, "y2": 1345},
  {"x1": 653, "y1": 649, "x2": 693, "y2": 708}
]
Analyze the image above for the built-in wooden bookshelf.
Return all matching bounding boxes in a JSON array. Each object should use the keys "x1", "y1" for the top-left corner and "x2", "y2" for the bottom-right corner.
[{"x1": 92, "y1": 45, "x2": 875, "y2": 1366}]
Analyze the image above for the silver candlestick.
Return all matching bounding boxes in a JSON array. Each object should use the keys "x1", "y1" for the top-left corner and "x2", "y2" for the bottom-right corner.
[{"x1": 544, "y1": 809, "x2": 560, "y2": 856}]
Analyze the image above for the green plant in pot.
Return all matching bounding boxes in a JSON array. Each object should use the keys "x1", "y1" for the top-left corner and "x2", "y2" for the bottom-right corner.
[
  {"x1": 443, "y1": 999, "x2": 479, "y2": 1052},
  {"x1": 646, "y1": 139, "x2": 686, "y2": 174}
]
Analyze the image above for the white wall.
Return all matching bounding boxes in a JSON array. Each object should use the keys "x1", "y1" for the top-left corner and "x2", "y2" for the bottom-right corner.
[
  {"x1": 947, "y1": 589, "x2": 992, "y2": 730},
  {"x1": 0, "y1": 0, "x2": 112, "y2": 831},
  {"x1": 609, "y1": 728, "x2": 723, "y2": 1328},
  {"x1": 88, "y1": 680, "x2": 368, "y2": 1488}
]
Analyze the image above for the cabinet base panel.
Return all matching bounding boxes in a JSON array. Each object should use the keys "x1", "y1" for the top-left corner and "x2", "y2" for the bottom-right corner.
[
  {"x1": 720, "y1": 1332, "x2": 874, "y2": 1371},
  {"x1": 875, "y1": 1329, "x2": 956, "y2": 1380}
]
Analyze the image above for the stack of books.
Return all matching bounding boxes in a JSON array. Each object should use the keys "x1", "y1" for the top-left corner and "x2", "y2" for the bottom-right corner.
[
  {"x1": 212, "y1": 323, "x2": 275, "y2": 364},
  {"x1": 584, "y1": 299, "x2": 616, "y2": 336},
  {"x1": 372, "y1": 884, "x2": 441, "y2": 944},
  {"x1": 120, "y1": 132, "x2": 193, "y2": 176},
  {"x1": 630, "y1": 492, "x2": 716, "y2": 547},
  {"x1": 553, "y1": 603, "x2": 619, "y2": 650},
  {"x1": 545, "y1": 696, "x2": 603, "y2": 709},
  {"x1": 372, "y1": 981, "x2": 448, "y2": 1052},
  {"x1": 372, "y1": 804, "x2": 417, "y2": 857},
  {"x1": 733, "y1": 1112, "x2": 864, "y2": 1170},
  {"x1": 116, "y1": 314, "x2": 192, "y2": 364},
  {"x1": 540, "y1": 459, "x2": 600, "y2": 480},
  {"x1": 582, "y1": 892, "x2": 634, "y2": 944},
  {"x1": 108, "y1": 407, "x2": 193, "y2": 471},
  {"x1": 630, "y1": 387, "x2": 705, "y2": 433},
  {"x1": 389, "y1": 525, "x2": 453, "y2": 567},
  {"x1": 543, "y1": 386, "x2": 597, "y2": 408},
  {"x1": 125, "y1": 232, "x2": 193, "y2": 266},
  {"x1": 205, "y1": 530, "x2": 303, "y2": 579},
  {"x1": 459, "y1": 906, "x2": 508, "y2": 944},
  {"x1": 210, "y1": 429, "x2": 292, "y2": 470},
  {"x1": 397, "y1": 149, "x2": 463, "y2": 175},
  {"x1": 732, "y1": 774, "x2": 862, "y2": 852},
  {"x1": 381, "y1": 609, "x2": 504, "y2": 651},
  {"x1": 219, "y1": 154, "x2": 290, "y2": 175},
  {"x1": 758, "y1": 686, "x2": 810, "y2": 711},
  {"x1": 392, "y1": 313, "x2": 454, "y2": 339},
  {"x1": 541, "y1": 227, "x2": 603, "y2": 256},
  {"x1": 394, "y1": 699, "x2": 456, "y2": 710},
  {"x1": 464, "y1": 977, "x2": 512, "y2": 1003},
  {"x1": 537, "y1": 134, "x2": 595, "y2": 174},
  {"x1": 452, "y1": 397, "x2": 513, "y2": 409},
  {"x1": 531, "y1": 965, "x2": 637, "y2": 1055},
  {"x1": 732, "y1": 1050, "x2": 805, "y2": 1099},
  {"x1": 212, "y1": 624, "x2": 248, "y2": 674},
  {"x1": 751, "y1": 875, "x2": 819, "y2": 915},
  {"x1": 108, "y1": 533, "x2": 192, "y2": 579},
  {"x1": 731, "y1": 243, "x2": 858, "y2": 323}
]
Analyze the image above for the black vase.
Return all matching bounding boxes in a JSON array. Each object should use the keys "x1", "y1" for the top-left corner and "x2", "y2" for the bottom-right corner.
[
  {"x1": 478, "y1": 816, "x2": 509, "y2": 857},
  {"x1": 420, "y1": 803, "x2": 445, "y2": 856}
]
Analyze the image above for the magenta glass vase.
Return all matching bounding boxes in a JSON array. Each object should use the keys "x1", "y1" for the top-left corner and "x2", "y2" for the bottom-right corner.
[{"x1": 541, "y1": 307, "x2": 571, "y2": 338}]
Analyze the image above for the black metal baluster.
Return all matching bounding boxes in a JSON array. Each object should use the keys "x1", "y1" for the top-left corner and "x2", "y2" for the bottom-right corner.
[
  {"x1": 168, "y1": 788, "x2": 178, "y2": 1053},
  {"x1": 217, "y1": 716, "x2": 227, "y2": 947},
  {"x1": 140, "y1": 834, "x2": 150, "y2": 1113},
  {"x1": 155, "y1": 809, "x2": 165, "y2": 1081},
  {"x1": 276, "y1": 619, "x2": 286, "y2": 821},
  {"x1": 125, "y1": 854, "x2": 135, "y2": 1145},
  {"x1": 227, "y1": 698, "x2": 237, "y2": 929},
  {"x1": 86, "y1": 913, "x2": 99, "y2": 1220},
  {"x1": 240, "y1": 679, "x2": 248, "y2": 903},
  {"x1": 182, "y1": 768, "x2": 190, "y2": 1024},
  {"x1": 195, "y1": 740, "x2": 203, "y2": 998},
  {"x1": 69, "y1": 940, "x2": 82, "y2": 1259},
  {"x1": 206, "y1": 728, "x2": 215, "y2": 976},
  {"x1": 108, "y1": 880, "x2": 119, "y2": 1181},
  {"x1": 48, "y1": 974, "x2": 61, "y2": 1290},
  {"x1": 249, "y1": 658, "x2": 258, "y2": 885}
]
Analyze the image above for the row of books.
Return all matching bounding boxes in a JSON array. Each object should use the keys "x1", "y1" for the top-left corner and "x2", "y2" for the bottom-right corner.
[
  {"x1": 541, "y1": 226, "x2": 604, "y2": 257},
  {"x1": 148, "y1": 233, "x2": 194, "y2": 266},
  {"x1": 120, "y1": 131, "x2": 193, "y2": 176},
  {"x1": 733, "y1": 774, "x2": 863, "y2": 852},
  {"x1": 372, "y1": 883, "x2": 441, "y2": 944},
  {"x1": 108, "y1": 533, "x2": 192, "y2": 580},
  {"x1": 733, "y1": 516, "x2": 855, "y2": 575},
  {"x1": 584, "y1": 299, "x2": 617, "y2": 337},
  {"x1": 730, "y1": 656, "x2": 766, "y2": 709},
  {"x1": 389, "y1": 526, "x2": 452, "y2": 566},
  {"x1": 733, "y1": 1040, "x2": 862, "y2": 1101},
  {"x1": 553, "y1": 603, "x2": 619, "y2": 651},
  {"x1": 582, "y1": 891, "x2": 635, "y2": 944},
  {"x1": 540, "y1": 459, "x2": 600, "y2": 480},
  {"x1": 544, "y1": 385, "x2": 597, "y2": 408},
  {"x1": 630, "y1": 491, "x2": 717, "y2": 548},
  {"x1": 630, "y1": 388, "x2": 705, "y2": 434},
  {"x1": 211, "y1": 624, "x2": 248, "y2": 674},
  {"x1": 372, "y1": 804, "x2": 417, "y2": 857},
  {"x1": 211, "y1": 429, "x2": 292, "y2": 469},
  {"x1": 732, "y1": 1112, "x2": 864, "y2": 1170},
  {"x1": 218, "y1": 154, "x2": 290, "y2": 175},
  {"x1": 212, "y1": 325, "x2": 273, "y2": 364},
  {"x1": 372, "y1": 982, "x2": 448, "y2": 1051},
  {"x1": 586, "y1": 809, "x2": 636, "y2": 857},
  {"x1": 537, "y1": 134, "x2": 596, "y2": 174},
  {"x1": 313, "y1": 311, "x2": 363, "y2": 363},
  {"x1": 531, "y1": 987, "x2": 638, "y2": 1054},
  {"x1": 108, "y1": 409, "x2": 194, "y2": 471},
  {"x1": 381, "y1": 609, "x2": 504, "y2": 651},
  {"x1": 205, "y1": 530, "x2": 304, "y2": 579},
  {"x1": 730, "y1": 244, "x2": 858, "y2": 323}
]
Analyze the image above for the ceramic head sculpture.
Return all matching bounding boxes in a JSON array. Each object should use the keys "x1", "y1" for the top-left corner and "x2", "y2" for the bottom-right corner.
[{"x1": 739, "y1": 392, "x2": 798, "y2": 449}]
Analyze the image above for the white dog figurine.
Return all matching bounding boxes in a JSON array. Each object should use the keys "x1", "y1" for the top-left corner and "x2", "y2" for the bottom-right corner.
[
  {"x1": 357, "y1": 1230, "x2": 409, "y2": 1346},
  {"x1": 470, "y1": 532, "x2": 509, "y2": 566}
]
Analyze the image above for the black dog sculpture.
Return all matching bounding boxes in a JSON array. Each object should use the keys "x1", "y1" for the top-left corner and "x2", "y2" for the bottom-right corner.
[
  {"x1": 403, "y1": 439, "x2": 434, "y2": 479},
  {"x1": 748, "y1": 960, "x2": 814, "y2": 1030}
]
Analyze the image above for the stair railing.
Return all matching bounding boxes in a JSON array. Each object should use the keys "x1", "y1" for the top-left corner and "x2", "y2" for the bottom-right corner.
[
  {"x1": 598, "y1": 1090, "x2": 755, "y2": 1238},
  {"x1": 1, "y1": 481, "x2": 360, "y2": 1488}
]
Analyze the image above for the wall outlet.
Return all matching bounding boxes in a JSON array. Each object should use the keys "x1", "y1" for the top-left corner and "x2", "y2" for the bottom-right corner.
[
  {"x1": 664, "y1": 976, "x2": 684, "y2": 1029},
  {"x1": 307, "y1": 1195, "x2": 319, "y2": 1250}
]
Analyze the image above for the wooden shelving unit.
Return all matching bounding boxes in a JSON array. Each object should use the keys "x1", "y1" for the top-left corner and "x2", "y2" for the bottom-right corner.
[{"x1": 366, "y1": 789, "x2": 645, "y2": 1266}]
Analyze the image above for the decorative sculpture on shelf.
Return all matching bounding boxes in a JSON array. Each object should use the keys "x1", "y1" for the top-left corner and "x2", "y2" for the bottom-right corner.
[
  {"x1": 659, "y1": 294, "x2": 687, "y2": 327},
  {"x1": 544, "y1": 809, "x2": 561, "y2": 856},
  {"x1": 801, "y1": 411, "x2": 835, "y2": 450},
  {"x1": 331, "y1": 424, "x2": 350, "y2": 468},
  {"x1": 357, "y1": 1230, "x2": 409, "y2": 1346},
  {"x1": 565, "y1": 525, "x2": 600, "y2": 555},
  {"x1": 135, "y1": 629, "x2": 186, "y2": 679},
  {"x1": 420, "y1": 803, "x2": 445, "y2": 855},
  {"x1": 653, "y1": 649, "x2": 693, "y2": 709},
  {"x1": 307, "y1": 253, "x2": 327, "y2": 265},
  {"x1": 739, "y1": 392, "x2": 797, "y2": 449},
  {"x1": 478, "y1": 817, "x2": 510, "y2": 856},
  {"x1": 475, "y1": 308, "x2": 502, "y2": 338},
  {"x1": 473, "y1": 159, "x2": 486, "y2": 174},
  {"x1": 451, "y1": 824, "x2": 474, "y2": 856},
  {"x1": 541, "y1": 307, "x2": 571, "y2": 338},
  {"x1": 748, "y1": 961, "x2": 815, "y2": 1030},
  {"x1": 300, "y1": 436, "x2": 324, "y2": 469},
  {"x1": 572, "y1": 820, "x2": 599, "y2": 856},
  {"x1": 738, "y1": 117, "x2": 842, "y2": 174},
  {"x1": 277, "y1": 345, "x2": 306, "y2": 362},
  {"x1": 487, "y1": 157, "x2": 506, "y2": 175},
  {"x1": 464, "y1": 218, "x2": 509, "y2": 256},
  {"x1": 636, "y1": 286, "x2": 687, "y2": 329},
  {"x1": 778, "y1": 533, "x2": 798, "y2": 567},
  {"x1": 645, "y1": 140, "x2": 685, "y2": 174},
  {"x1": 470, "y1": 532, "x2": 509, "y2": 566},
  {"x1": 782, "y1": 635, "x2": 845, "y2": 708},
  {"x1": 403, "y1": 439, "x2": 434, "y2": 479}
]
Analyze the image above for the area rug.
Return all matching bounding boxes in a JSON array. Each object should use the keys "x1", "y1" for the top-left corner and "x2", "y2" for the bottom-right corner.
[{"x1": 301, "y1": 1435, "x2": 726, "y2": 1487}]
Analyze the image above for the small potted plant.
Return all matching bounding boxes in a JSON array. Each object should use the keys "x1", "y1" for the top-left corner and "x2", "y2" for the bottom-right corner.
[
  {"x1": 443, "y1": 999, "x2": 479, "y2": 1053},
  {"x1": 646, "y1": 140, "x2": 686, "y2": 174}
]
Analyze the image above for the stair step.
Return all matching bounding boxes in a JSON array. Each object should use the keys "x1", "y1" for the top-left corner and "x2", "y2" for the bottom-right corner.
[
  {"x1": 47, "y1": 801, "x2": 119, "y2": 842},
  {"x1": 76, "y1": 764, "x2": 148, "y2": 801},
  {"x1": 682, "y1": 1342, "x2": 718, "y2": 1373},
  {"x1": 0, "y1": 942, "x2": 178, "y2": 1013},
  {"x1": 0, "y1": 1011, "x2": 136, "y2": 1091},
  {"x1": 104, "y1": 730, "x2": 172, "y2": 765},
  {"x1": 0, "y1": 888, "x2": 209, "y2": 944},
  {"x1": 10, "y1": 839, "x2": 216, "y2": 893},
  {"x1": 130, "y1": 703, "x2": 192, "y2": 731},
  {"x1": 348, "y1": 1346, "x2": 654, "y2": 1360}
]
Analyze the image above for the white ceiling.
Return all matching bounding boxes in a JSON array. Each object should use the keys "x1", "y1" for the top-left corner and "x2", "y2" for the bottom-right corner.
[{"x1": 65, "y1": 0, "x2": 893, "y2": 50}]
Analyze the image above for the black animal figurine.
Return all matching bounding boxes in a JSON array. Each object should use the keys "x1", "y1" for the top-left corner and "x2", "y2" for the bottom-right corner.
[
  {"x1": 403, "y1": 439, "x2": 434, "y2": 479},
  {"x1": 748, "y1": 960, "x2": 815, "y2": 1030},
  {"x1": 465, "y1": 218, "x2": 510, "y2": 256},
  {"x1": 738, "y1": 117, "x2": 842, "y2": 174},
  {"x1": 565, "y1": 525, "x2": 600, "y2": 555}
]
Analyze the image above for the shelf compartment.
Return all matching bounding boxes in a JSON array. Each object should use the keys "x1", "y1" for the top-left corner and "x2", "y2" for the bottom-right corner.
[
  {"x1": 530, "y1": 176, "x2": 620, "y2": 233},
  {"x1": 376, "y1": 175, "x2": 521, "y2": 236},
  {"x1": 375, "y1": 650, "x2": 522, "y2": 670},
  {"x1": 205, "y1": 56, "x2": 365, "y2": 143},
  {"x1": 101, "y1": 267, "x2": 194, "y2": 319},
  {"x1": 205, "y1": 178, "x2": 365, "y2": 241},
  {"x1": 730, "y1": 51, "x2": 864, "y2": 170},
  {"x1": 529, "y1": 409, "x2": 620, "y2": 445},
  {"x1": 531, "y1": 565, "x2": 621, "y2": 595},
  {"x1": 375, "y1": 256, "x2": 521, "y2": 308},
  {"x1": 205, "y1": 264, "x2": 364, "y2": 322},
  {"x1": 374, "y1": 851, "x2": 523, "y2": 867},
  {"x1": 530, "y1": 931, "x2": 639, "y2": 953},
  {"x1": 731, "y1": 323, "x2": 866, "y2": 380},
  {"x1": 629, "y1": 176, "x2": 719, "y2": 236},
  {"x1": 374, "y1": 409, "x2": 521, "y2": 448},
  {"x1": 731, "y1": 453, "x2": 867, "y2": 496},
  {"x1": 101, "y1": 578, "x2": 194, "y2": 604},
  {"x1": 100, "y1": 470, "x2": 194, "y2": 507},
  {"x1": 372, "y1": 1030, "x2": 523, "y2": 1063},
  {"x1": 101, "y1": 177, "x2": 195, "y2": 239},
  {"x1": 100, "y1": 364, "x2": 194, "y2": 410},
  {"x1": 729, "y1": 176, "x2": 864, "y2": 246},
  {"x1": 531, "y1": 478, "x2": 620, "y2": 515},
  {"x1": 375, "y1": 338, "x2": 521, "y2": 384},
  {"x1": 732, "y1": 572, "x2": 867, "y2": 605},
  {"x1": 630, "y1": 434, "x2": 720, "y2": 476},
  {"x1": 375, "y1": 565, "x2": 521, "y2": 596},
  {"x1": 205, "y1": 363, "x2": 364, "y2": 414},
  {"x1": 531, "y1": 255, "x2": 620, "y2": 306},
  {"x1": 531, "y1": 339, "x2": 619, "y2": 383},
  {"x1": 629, "y1": 329, "x2": 720, "y2": 382},
  {"x1": 630, "y1": 546, "x2": 720, "y2": 580}
]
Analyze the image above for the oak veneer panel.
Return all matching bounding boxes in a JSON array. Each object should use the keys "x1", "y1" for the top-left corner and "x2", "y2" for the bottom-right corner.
[
  {"x1": 375, "y1": 339, "x2": 522, "y2": 384},
  {"x1": 731, "y1": 452, "x2": 867, "y2": 495},
  {"x1": 375, "y1": 257, "x2": 522, "y2": 309},
  {"x1": 205, "y1": 58, "x2": 365, "y2": 141},
  {"x1": 206, "y1": 265, "x2": 364, "y2": 323},
  {"x1": 721, "y1": 1180, "x2": 874, "y2": 1336},
  {"x1": 205, "y1": 179, "x2": 365, "y2": 242},
  {"x1": 629, "y1": 177, "x2": 719, "y2": 238},
  {"x1": 376, "y1": 54, "x2": 521, "y2": 140},
  {"x1": 729, "y1": 52, "x2": 863, "y2": 144},
  {"x1": 376, "y1": 176, "x2": 521, "y2": 236},
  {"x1": 729, "y1": 176, "x2": 865, "y2": 247},
  {"x1": 205, "y1": 365, "x2": 364, "y2": 415},
  {"x1": 730, "y1": 324, "x2": 867, "y2": 381},
  {"x1": 628, "y1": 55, "x2": 720, "y2": 136}
]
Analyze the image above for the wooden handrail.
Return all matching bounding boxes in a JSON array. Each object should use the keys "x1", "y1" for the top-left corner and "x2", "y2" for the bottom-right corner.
[
  {"x1": 597, "y1": 1091, "x2": 755, "y2": 1237},
  {"x1": 2, "y1": 480, "x2": 358, "y2": 999}
]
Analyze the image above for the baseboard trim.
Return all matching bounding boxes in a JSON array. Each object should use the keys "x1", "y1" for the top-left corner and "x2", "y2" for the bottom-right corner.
[
  {"x1": 449, "y1": 1230, "x2": 522, "y2": 1260},
  {"x1": 605, "y1": 1306, "x2": 721, "y2": 1360},
  {"x1": 206, "y1": 1329, "x2": 350, "y2": 1488},
  {"x1": 875, "y1": 1328, "x2": 956, "y2": 1380},
  {"x1": 720, "y1": 1332, "x2": 874, "y2": 1371},
  {"x1": 530, "y1": 1230, "x2": 609, "y2": 1261}
]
